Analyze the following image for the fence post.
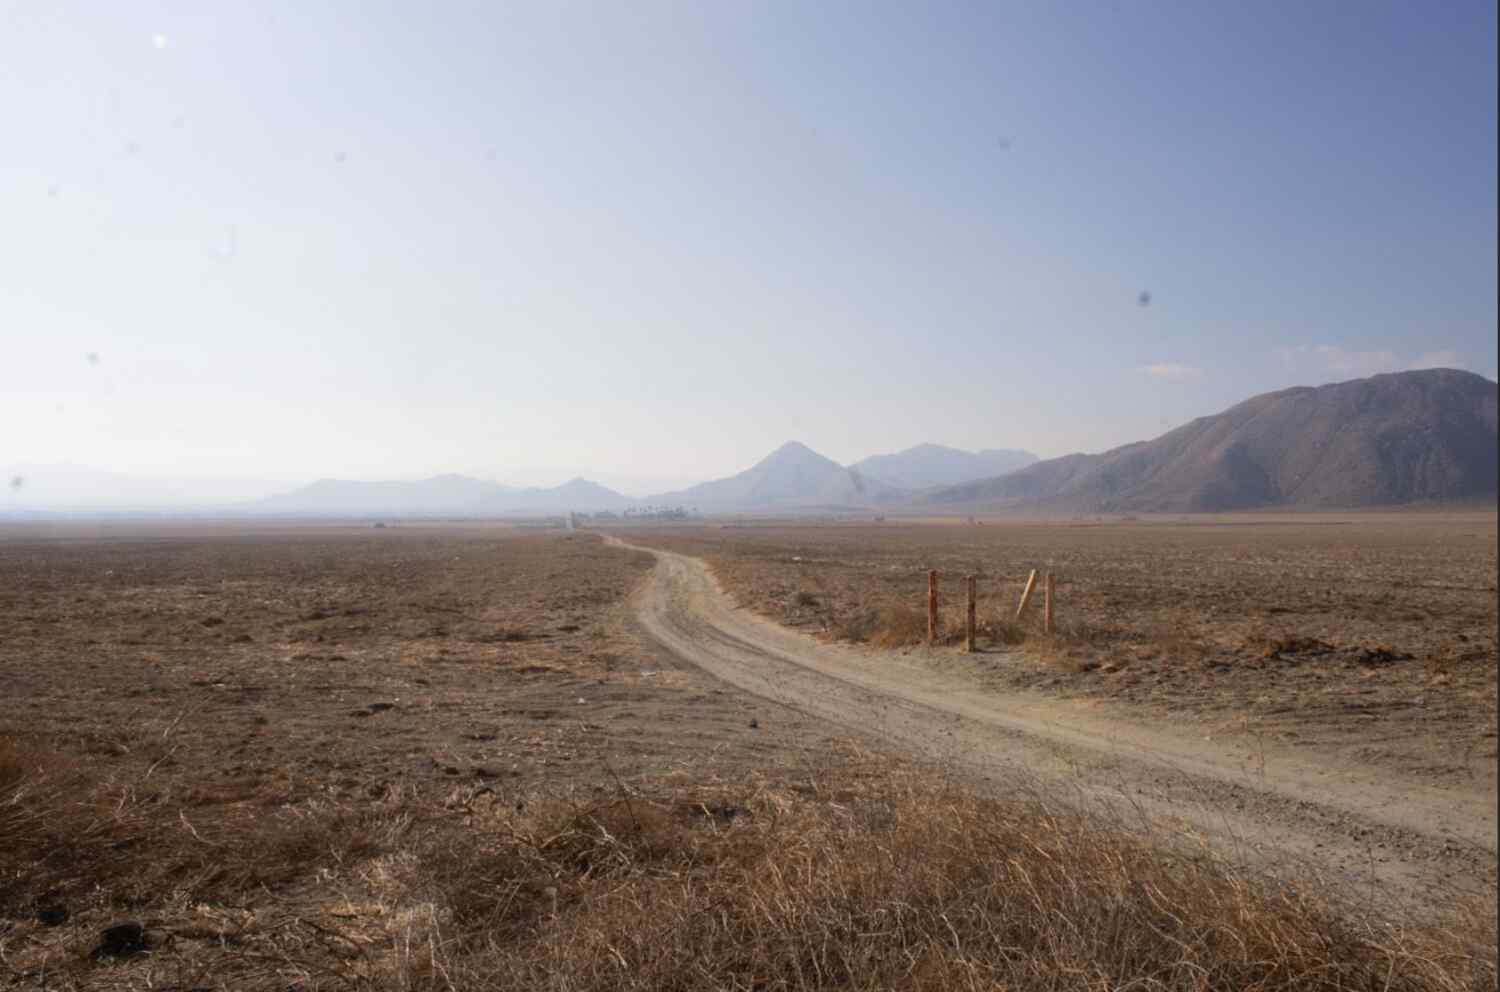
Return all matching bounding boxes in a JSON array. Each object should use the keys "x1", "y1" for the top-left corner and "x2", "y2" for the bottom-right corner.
[
  {"x1": 965, "y1": 575, "x2": 977, "y2": 652},
  {"x1": 1015, "y1": 569, "x2": 1038, "y2": 620},
  {"x1": 927, "y1": 570, "x2": 938, "y2": 645},
  {"x1": 1044, "y1": 573, "x2": 1055, "y2": 634}
]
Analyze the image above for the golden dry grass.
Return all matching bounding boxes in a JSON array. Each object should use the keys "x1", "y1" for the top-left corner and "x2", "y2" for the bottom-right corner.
[{"x1": 3, "y1": 735, "x2": 1492, "y2": 991}]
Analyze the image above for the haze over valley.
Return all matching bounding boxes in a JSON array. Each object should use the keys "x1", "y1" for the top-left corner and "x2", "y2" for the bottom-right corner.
[{"x1": 9, "y1": 369, "x2": 1493, "y2": 518}]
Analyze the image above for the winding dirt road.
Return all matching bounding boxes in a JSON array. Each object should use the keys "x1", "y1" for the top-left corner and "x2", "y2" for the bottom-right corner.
[{"x1": 612, "y1": 537, "x2": 1496, "y2": 907}]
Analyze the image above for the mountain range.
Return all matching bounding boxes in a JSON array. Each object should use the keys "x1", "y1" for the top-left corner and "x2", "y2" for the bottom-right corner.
[
  {"x1": 650, "y1": 442, "x2": 906, "y2": 511},
  {"x1": 925, "y1": 369, "x2": 1497, "y2": 512},
  {"x1": 849, "y1": 444, "x2": 1038, "y2": 490},
  {"x1": 254, "y1": 474, "x2": 634, "y2": 516},
  {"x1": 237, "y1": 442, "x2": 1040, "y2": 517},
  {"x1": 9, "y1": 370, "x2": 1494, "y2": 517}
]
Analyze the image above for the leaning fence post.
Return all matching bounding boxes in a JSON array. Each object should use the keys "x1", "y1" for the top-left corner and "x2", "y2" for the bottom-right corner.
[
  {"x1": 927, "y1": 570, "x2": 938, "y2": 645},
  {"x1": 1015, "y1": 569, "x2": 1038, "y2": 620},
  {"x1": 1044, "y1": 572, "x2": 1055, "y2": 634},
  {"x1": 965, "y1": 575, "x2": 977, "y2": 652}
]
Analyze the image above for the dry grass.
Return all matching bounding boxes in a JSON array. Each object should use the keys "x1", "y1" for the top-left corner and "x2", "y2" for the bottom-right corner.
[
  {"x1": 0, "y1": 736, "x2": 393, "y2": 922},
  {"x1": 829, "y1": 602, "x2": 1032, "y2": 650},
  {"x1": 628, "y1": 520, "x2": 1499, "y2": 784},
  {"x1": 3, "y1": 735, "x2": 1492, "y2": 990},
  {"x1": 831, "y1": 603, "x2": 931, "y2": 647}
]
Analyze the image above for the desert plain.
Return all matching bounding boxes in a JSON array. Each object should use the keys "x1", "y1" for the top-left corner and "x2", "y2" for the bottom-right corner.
[{"x1": 1, "y1": 513, "x2": 1495, "y2": 990}]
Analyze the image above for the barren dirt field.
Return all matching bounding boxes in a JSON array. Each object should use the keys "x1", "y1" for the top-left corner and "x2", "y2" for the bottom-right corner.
[
  {"x1": 627, "y1": 513, "x2": 1498, "y2": 790},
  {"x1": 2, "y1": 519, "x2": 1496, "y2": 990},
  {"x1": 0, "y1": 523, "x2": 830, "y2": 794},
  {"x1": 0, "y1": 523, "x2": 862, "y2": 989}
]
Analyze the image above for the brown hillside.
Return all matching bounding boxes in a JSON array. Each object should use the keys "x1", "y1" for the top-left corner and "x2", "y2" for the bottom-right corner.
[{"x1": 927, "y1": 369, "x2": 1498, "y2": 511}]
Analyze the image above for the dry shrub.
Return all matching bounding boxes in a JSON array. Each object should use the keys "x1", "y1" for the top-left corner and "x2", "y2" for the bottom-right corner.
[
  {"x1": 987, "y1": 616, "x2": 1028, "y2": 645},
  {"x1": 872, "y1": 605, "x2": 933, "y2": 647},
  {"x1": 431, "y1": 775, "x2": 1494, "y2": 992},
  {"x1": 0, "y1": 736, "x2": 402, "y2": 918},
  {"x1": 831, "y1": 604, "x2": 929, "y2": 647},
  {"x1": 3, "y1": 737, "x2": 1493, "y2": 991}
]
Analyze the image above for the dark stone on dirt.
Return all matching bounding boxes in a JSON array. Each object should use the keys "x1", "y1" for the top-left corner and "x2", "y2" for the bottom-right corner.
[
  {"x1": 34, "y1": 902, "x2": 68, "y2": 926},
  {"x1": 749, "y1": 718, "x2": 759, "y2": 729},
  {"x1": 1351, "y1": 647, "x2": 1412, "y2": 667},
  {"x1": 691, "y1": 803, "x2": 747, "y2": 823},
  {"x1": 367, "y1": 702, "x2": 395, "y2": 712},
  {"x1": 92, "y1": 921, "x2": 149, "y2": 959},
  {"x1": 199, "y1": 617, "x2": 224, "y2": 627},
  {"x1": 1260, "y1": 636, "x2": 1336, "y2": 660}
]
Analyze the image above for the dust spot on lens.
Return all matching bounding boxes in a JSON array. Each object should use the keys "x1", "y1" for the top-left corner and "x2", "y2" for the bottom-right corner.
[
  {"x1": 1138, "y1": 290, "x2": 1152, "y2": 307},
  {"x1": 87, "y1": 352, "x2": 100, "y2": 366},
  {"x1": 9, "y1": 476, "x2": 22, "y2": 490}
]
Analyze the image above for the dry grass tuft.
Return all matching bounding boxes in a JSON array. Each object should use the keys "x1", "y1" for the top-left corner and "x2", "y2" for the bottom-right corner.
[
  {"x1": 431, "y1": 776, "x2": 1494, "y2": 991},
  {"x1": 831, "y1": 603, "x2": 931, "y2": 647},
  {"x1": 2, "y1": 736, "x2": 1493, "y2": 991},
  {"x1": 0, "y1": 735, "x2": 399, "y2": 922},
  {"x1": 987, "y1": 616, "x2": 1029, "y2": 645}
]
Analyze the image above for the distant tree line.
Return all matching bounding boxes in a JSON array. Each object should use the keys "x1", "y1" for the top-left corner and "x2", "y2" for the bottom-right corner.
[{"x1": 575, "y1": 505, "x2": 694, "y2": 522}]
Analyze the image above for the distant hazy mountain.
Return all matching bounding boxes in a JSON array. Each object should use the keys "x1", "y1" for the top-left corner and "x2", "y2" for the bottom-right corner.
[
  {"x1": 925, "y1": 369, "x2": 1498, "y2": 512},
  {"x1": 849, "y1": 443, "x2": 1038, "y2": 490},
  {"x1": 650, "y1": 441, "x2": 907, "y2": 511},
  {"x1": 532, "y1": 478, "x2": 636, "y2": 512},
  {"x1": 257, "y1": 474, "x2": 633, "y2": 516}
]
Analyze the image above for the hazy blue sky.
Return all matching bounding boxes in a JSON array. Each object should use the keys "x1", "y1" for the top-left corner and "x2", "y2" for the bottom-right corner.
[{"x1": 3, "y1": 1, "x2": 1496, "y2": 499}]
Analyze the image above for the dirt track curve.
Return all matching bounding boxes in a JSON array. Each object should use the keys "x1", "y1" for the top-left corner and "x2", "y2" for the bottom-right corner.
[{"x1": 610, "y1": 537, "x2": 1496, "y2": 908}]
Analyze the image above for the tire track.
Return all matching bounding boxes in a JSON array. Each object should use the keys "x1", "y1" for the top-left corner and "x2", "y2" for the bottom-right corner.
[{"x1": 612, "y1": 536, "x2": 1497, "y2": 906}]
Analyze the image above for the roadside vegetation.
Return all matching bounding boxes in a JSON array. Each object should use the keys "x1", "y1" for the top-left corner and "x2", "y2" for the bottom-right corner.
[
  {"x1": 634, "y1": 520, "x2": 1498, "y2": 782},
  {"x1": 4, "y1": 734, "x2": 1492, "y2": 991}
]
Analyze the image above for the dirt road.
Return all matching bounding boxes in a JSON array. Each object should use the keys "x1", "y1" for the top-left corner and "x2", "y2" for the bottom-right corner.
[{"x1": 612, "y1": 537, "x2": 1496, "y2": 907}]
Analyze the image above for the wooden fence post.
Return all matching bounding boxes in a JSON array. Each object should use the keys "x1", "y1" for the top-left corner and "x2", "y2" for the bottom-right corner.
[
  {"x1": 1044, "y1": 572, "x2": 1055, "y2": 634},
  {"x1": 927, "y1": 570, "x2": 938, "y2": 645},
  {"x1": 1015, "y1": 569, "x2": 1038, "y2": 620},
  {"x1": 965, "y1": 575, "x2": 977, "y2": 652}
]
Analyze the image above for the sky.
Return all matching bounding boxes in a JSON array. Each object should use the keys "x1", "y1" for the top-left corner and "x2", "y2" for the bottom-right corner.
[{"x1": 3, "y1": 1, "x2": 1496, "y2": 503}]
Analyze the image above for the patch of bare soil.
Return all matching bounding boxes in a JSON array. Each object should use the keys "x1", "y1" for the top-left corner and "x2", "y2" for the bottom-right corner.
[
  {"x1": 0, "y1": 526, "x2": 826, "y2": 796},
  {"x1": 625, "y1": 514, "x2": 1499, "y2": 789}
]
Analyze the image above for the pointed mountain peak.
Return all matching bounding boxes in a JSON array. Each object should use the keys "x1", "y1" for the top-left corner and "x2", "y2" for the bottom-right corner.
[
  {"x1": 647, "y1": 440, "x2": 905, "y2": 511},
  {"x1": 759, "y1": 440, "x2": 834, "y2": 466}
]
